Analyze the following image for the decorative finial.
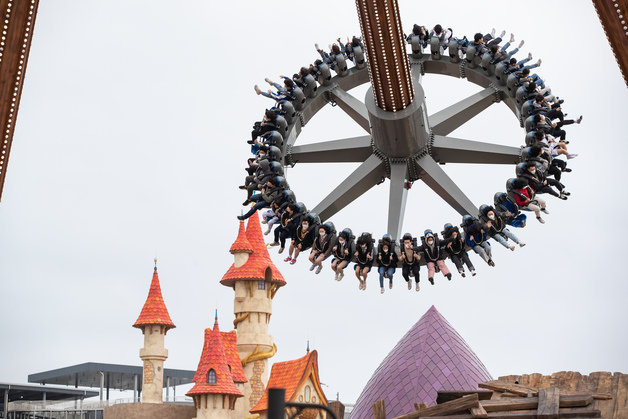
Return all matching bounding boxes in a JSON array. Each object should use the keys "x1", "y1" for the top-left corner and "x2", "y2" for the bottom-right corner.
[
  {"x1": 154, "y1": 258, "x2": 158, "y2": 273},
  {"x1": 214, "y1": 309, "x2": 219, "y2": 327},
  {"x1": 306, "y1": 340, "x2": 310, "y2": 354}
]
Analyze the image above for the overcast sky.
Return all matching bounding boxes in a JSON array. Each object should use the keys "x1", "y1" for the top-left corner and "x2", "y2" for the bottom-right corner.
[{"x1": 1, "y1": 0, "x2": 627, "y2": 406}]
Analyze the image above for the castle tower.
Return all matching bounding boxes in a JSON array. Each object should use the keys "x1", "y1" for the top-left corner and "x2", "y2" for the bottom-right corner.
[
  {"x1": 220, "y1": 214, "x2": 286, "y2": 413},
  {"x1": 187, "y1": 316, "x2": 244, "y2": 419},
  {"x1": 132, "y1": 260, "x2": 176, "y2": 404}
]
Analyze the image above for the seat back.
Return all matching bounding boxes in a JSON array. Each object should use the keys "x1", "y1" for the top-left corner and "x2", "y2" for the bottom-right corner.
[
  {"x1": 521, "y1": 100, "x2": 534, "y2": 118},
  {"x1": 448, "y1": 39, "x2": 460, "y2": 63},
  {"x1": 303, "y1": 74, "x2": 318, "y2": 98},
  {"x1": 280, "y1": 101, "x2": 296, "y2": 124},
  {"x1": 525, "y1": 131, "x2": 535, "y2": 146},
  {"x1": 506, "y1": 73, "x2": 519, "y2": 95},
  {"x1": 524, "y1": 115, "x2": 535, "y2": 133},
  {"x1": 334, "y1": 54, "x2": 348, "y2": 76},
  {"x1": 480, "y1": 53, "x2": 494, "y2": 75},
  {"x1": 411, "y1": 36, "x2": 423, "y2": 58},
  {"x1": 465, "y1": 45, "x2": 478, "y2": 68},
  {"x1": 494, "y1": 62, "x2": 508, "y2": 85},
  {"x1": 318, "y1": 63, "x2": 332, "y2": 86},
  {"x1": 292, "y1": 87, "x2": 306, "y2": 111},
  {"x1": 275, "y1": 115, "x2": 288, "y2": 134},
  {"x1": 354, "y1": 45, "x2": 366, "y2": 68},
  {"x1": 430, "y1": 36, "x2": 441, "y2": 60}
]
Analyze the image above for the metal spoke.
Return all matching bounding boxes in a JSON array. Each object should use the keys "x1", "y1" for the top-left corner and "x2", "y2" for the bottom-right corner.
[
  {"x1": 387, "y1": 162, "x2": 409, "y2": 240},
  {"x1": 431, "y1": 135, "x2": 522, "y2": 164},
  {"x1": 428, "y1": 87, "x2": 500, "y2": 136},
  {"x1": 288, "y1": 135, "x2": 372, "y2": 163},
  {"x1": 312, "y1": 154, "x2": 385, "y2": 222},
  {"x1": 415, "y1": 154, "x2": 477, "y2": 216},
  {"x1": 328, "y1": 87, "x2": 371, "y2": 133}
]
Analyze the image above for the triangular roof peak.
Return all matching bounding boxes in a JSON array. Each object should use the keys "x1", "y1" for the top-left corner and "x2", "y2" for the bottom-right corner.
[
  {"x1": 187, "y1": 318, "x2": 243, "y2": 397},
  {"x1": 221, "y1": 212, "x2": 286, "y2": 287},
  {"x1": 133, "y1": 263, "x2": 175, "y2": 330},
  {"x1": 230, "y1": 220, "x2": 254, "y2": 254},
  {"x1": 250, "y1": 350, "x2": 327, "y2": 414}
]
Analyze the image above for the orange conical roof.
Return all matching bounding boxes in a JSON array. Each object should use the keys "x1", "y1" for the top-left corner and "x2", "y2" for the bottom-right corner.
[
  {"x1": 133, "y1": 263, "x2": 175, "y2": 330},
  {"x1": 221, "y1": 212, "x2": 286, "y2": 287},
  {"x1": 187, "y1": 317, "x2": 243, "y2": 397},
  {"x1": 230, "y1": 220, "x2": 254, "y2": 254}
]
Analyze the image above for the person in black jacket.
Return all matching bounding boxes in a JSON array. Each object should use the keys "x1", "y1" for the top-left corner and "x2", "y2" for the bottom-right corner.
[
  {"x1": 376, "y1": 235, "x2": 398, "y2": 294},
  {"x1": 418, "y1": 230, "x2": 452, "y2": 285},
  {"x1": 462, "y1": 215, "x2": 495, "y2": 266},
  {"x1": 478, "y1": 205, "x2": 525, "y2": 251},
  {"x1": 399, "y1": 233, "x2": 421, "y2": 291},
  {"x1": 270, "y1": 203, "x2": 300, "y2": 253},
  {"x1": 354, "y1": 233, "x2": 374, "y2": 291},
  {"x1": 442, "y1": 224, "x2": 475, "y2": 277},
  {"x1": 308, "y1": 222, "x2": 336, "y2": 275},
  {"x1": 286, "y1": 213, "x2": 317, "y2": 265},
  {"x1": 331, "y1": 228, "x2": 354, "y2": 281}
]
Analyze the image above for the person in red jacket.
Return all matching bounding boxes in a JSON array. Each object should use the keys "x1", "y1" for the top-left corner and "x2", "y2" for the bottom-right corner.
[{"x1": 512, "y1": 178, "x2": 548, "y2": 224}]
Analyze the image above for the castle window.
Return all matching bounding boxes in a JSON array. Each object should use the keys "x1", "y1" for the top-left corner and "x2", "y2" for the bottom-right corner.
[
  {"x1": 207, "y1": 369, "x2": 217, "y2": 385},
  {"x1": 305, "y1": 385, "x2": 311, "y2": 402},
  {"x1": 258, "y1": 280, "x2": 266, "y2": 290}
]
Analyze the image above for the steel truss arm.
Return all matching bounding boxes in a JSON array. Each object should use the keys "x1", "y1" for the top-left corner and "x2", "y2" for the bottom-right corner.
[
  {"x1": 312, "y1": 154, "x2": 385, "y2": 222},
  {"x1": 431, "y1": 135, "x2": 522, "y2": 164},
  {"x1": 416, "y1": 154, "x2": 478, "y2": 216},
  {"x1": 387, "y1": 162, "x2": 409, "y2": 240},
  {"x1": 428, "y1": 86, "x2": 499, "y2": 136},
  {"x1": 288, "y1": 135, "x2": 372, "y2": 163},
  {"x1": 328, "y1": 87, "x2": 371, "y2": 133}
]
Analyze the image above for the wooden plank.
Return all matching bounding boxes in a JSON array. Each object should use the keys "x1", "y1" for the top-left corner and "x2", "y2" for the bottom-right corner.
[
  {"x1": 537, "y1": 388, "x2": 560, "y2": 419},
  {"x1": 557, "y1": 395, "x2": 593, "y2": 408},
  {"x1": 420, "y1": 409, "x2": 600, "y2": 419},
  {"x1": 393, "y1": 394, "x2": 479, "y2": 419},
  {"x1": 479, "y1": 381, "x2": 538, "y2": 397},
  {"x1": 414, "y1": 402, "x2": 428, "y2": 411},
  {"x1": 470, "y1": 404, "x2": 488, "y2": 418},
  {"x1": 437, "y1": 391, "x2": 494, "y2": 404},
  {"x1": 481, "y1": 398, "x2": 538, "y2": 412},
  {"x1": 500, "y1": 392, "x2": 523, "y2": 398},
  {"x1": 373, "y1": 399, "x2": 387, "y2": 419}
]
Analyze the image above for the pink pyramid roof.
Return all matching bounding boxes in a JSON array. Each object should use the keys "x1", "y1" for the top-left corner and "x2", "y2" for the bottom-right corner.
[
  {"x1": 133, "y1": 266, "x2": 175, "y2": 330},
  {"x1": 221, "y1": 212, "x2": 285, "y2": 287},
  {"x1": 351, "y1": 306, "x2": 492, "y2": 419}
]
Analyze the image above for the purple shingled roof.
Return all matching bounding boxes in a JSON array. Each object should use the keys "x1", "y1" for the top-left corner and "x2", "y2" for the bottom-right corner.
[{"x1": 351, "y1": 306, "x2": 492, "y2": 419}]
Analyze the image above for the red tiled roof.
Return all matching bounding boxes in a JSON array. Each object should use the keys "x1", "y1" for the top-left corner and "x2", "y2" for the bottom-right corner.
[
  {"x1": 250, "y1": 350, "x2": 327, "y2": 413},
  {"x1": 133, "y1": 267, "x2": 175, "y2": 330},
  {"x1": 221, "y1": 212, "x2": 286, "y2": 287},
  {"x1": 230, "y1": 221, "x2": 254, "y2": 254},
  {"x1": 187, "y1": 319, "x2": 243, "y2": 397},
  {"x1": 221, "y1": 331, "x2": 247, "y2": 383}
]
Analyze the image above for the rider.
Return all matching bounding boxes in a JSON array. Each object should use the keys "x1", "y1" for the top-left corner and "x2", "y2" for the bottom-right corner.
[
  {"x1": 376, "y1": 235, "x2": 398, "y2": 294},
  {"x1": 399, "y1": 233, "x2": 421, "y2": 291}
]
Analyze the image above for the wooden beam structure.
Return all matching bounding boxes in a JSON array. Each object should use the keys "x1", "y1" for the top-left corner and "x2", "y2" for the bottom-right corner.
[
  {"x1": 0, "y1": 0, "x2": 40, "y2": 203},
  {"x1": 592, "y1": 0, "x2": 628, "y2": 87}
]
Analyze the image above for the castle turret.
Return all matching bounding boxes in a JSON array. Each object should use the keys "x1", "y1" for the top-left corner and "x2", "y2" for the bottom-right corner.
[
  {"x1": 133, "y1": 260, "x2": 176, "y2": 404},
  {"x1": 221, "y1": 214, "x2": 286, "y2": 413},
  {"x1": 188, "y1": 315, "x2": 244, "y2": 419}
]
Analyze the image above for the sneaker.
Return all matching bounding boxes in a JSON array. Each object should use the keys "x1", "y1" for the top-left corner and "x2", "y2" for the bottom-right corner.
[
  {"x1": 261, "y1": 218, "x2": 268, "y2": 224},
  {"x1": 339, "y1": 271, "x2": 344, "y2": 281},
  {"x1": 309, "y1": 264, "x2": 316, "y2": 271},
  {"x1": 264, "y1": 77, "x2": 272, "y2": 85},
  {"x1": 315, "y1": 265, "x2": 322, "y2": 274},
  {"x1": 290, "y1": 259, "x2": 297, "y2": 265},
  {"x1": 264, "y1": 229, "x2": 271, "y2": 235},
  {"x1": 416, "y1": 282, "x2": 420, "y2": 292},
  {"x1": 537, "y1": 216, "x2": 545, "y2": 224},
  {"x1": 314, "y1": 43, "x2": 320, "y2": 50},
  {"x1": 567, "y1": 153, "x2": 578, "y2": 160},
  {"x1": 509, "y1": 245, "x2": 516, "y2": 251},
  {"x1": 562, "y1": 191, "x2": 571, "y2": 196},
  {"x1": 518, "y1": 40, "x2": 525, "y2": 49},
  {"x1": 527, "y1": 52, "x2": 533, "y2": 60},
  {"x1": 490, "y1": 28, "x2": 496, "y2": 37},
  {"x1": 559, "y1": 195, "x2": 568, "y2": 201},
  {"x1": 278, "y1": 247, "x2": 285, "y2": 254},
  {"x1": 334, "y1": 272, "x2": 339, "y2": 281},
  {"x1": 237, "y1": 215, "x2": 246, "y2": 220},
  {"x1": 362, "y1": 280, "x2": 367, "y2": 290},
  {"x1": 242, "y1": 200, "x2": 250, "y2": 206},
  {"x1": 519, "y1": 242, "x2": 526, "y2": 247},
  {"x1": 254, "y1": 85, "x2": 262, "y2": 95},
  {"x1": 488, "y1": 259, "x2": 495, "y2": 267},
  {"x1": 509, "y1": 33, "x2": 515, "y2": 43},
  {"x1": 269, "y1": 241, "x2": 279, "y2": 247},
  {"x1": 446, "y1": 273, "x2": 452, "y2": 281},
  {"x1": 380, "y1": 287, "x2": 385, "y2": 294},
  {"x1": 536, "y1": 58, "x2": 542, "y2": 66},
  {"x1": 471, "y1": 270, "x2": 477, "y2": 276},
  {"x1": 576, "y1": 115, "x2": 583, "y2": 124},
  {"x1": 284, "y1": 257, "x2": 292, "y2": 262},
  {"x1": 429, "y1": 278, "x2": 434, "y2": 285},
  {"x1": 238, "y1": 185, "x2": 246, "y2": 190},
  {"x1": 460, "y1": 270, "x2": 466, "y2": 278},
  {"x1": 541, "y1": 208, "x2": 549, "y2": 214},
  {"x1": 389, "y1": 280, "x2": 393, "y2": 289},
  {"x1": 407, "y1": 280, "x2": 412, "y2": 290},
  {"x1": 499, "y1": 30, "x2": 506, "y2": 38},
  {"x1": 563, "y1": 168, "x2": 572, "y2": 172}
]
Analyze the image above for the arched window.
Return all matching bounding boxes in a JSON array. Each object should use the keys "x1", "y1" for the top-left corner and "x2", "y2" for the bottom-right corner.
[
  {"x1": 304, "y1": 385, "x2": 311, "y2": 402},
  {"x1": 264, "y1": 267, "x2": 273, "y2": 282},
  {"x1": 207, "y1": 369, "x2": 216, "y2": 385}
]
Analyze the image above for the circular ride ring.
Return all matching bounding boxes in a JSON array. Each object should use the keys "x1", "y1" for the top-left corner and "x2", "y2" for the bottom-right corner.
[{"x1": 278, "y1": 51, "x2": 527, "y2": 240}]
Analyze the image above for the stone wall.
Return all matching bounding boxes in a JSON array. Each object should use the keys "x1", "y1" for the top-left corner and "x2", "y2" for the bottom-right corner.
[
  {"x1": 104, "y1": 403, "x2": 196, "y2": 419},
  {"x1": 498, "y1": 371, "x2": 628, "y2": 419}
]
